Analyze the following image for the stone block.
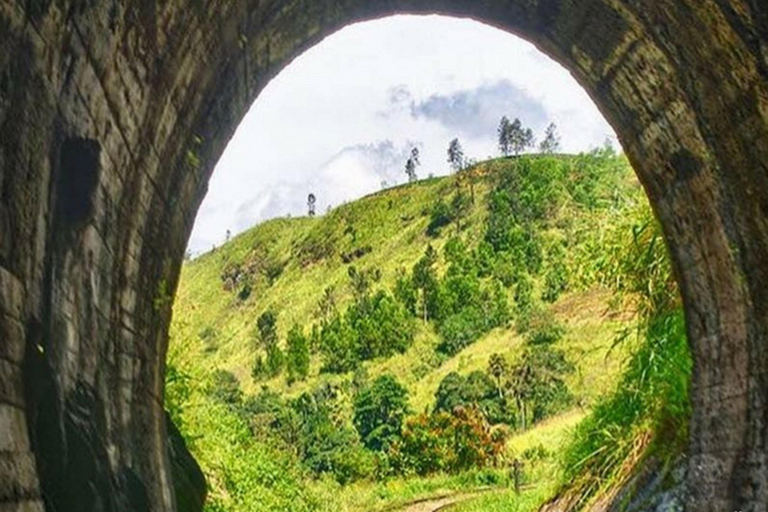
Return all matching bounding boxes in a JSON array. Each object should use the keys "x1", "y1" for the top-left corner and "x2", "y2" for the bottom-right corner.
[
  {"x1": 0, "y1": 500, "x2": 45, "y2": 512},
  {"x1": 0, "y1": 268, "x2": 23, "y2": 319},
  {"x1": 0, "y1": 358, "x2": 24, "y2": 407},
  {"x1": 0, "y1": 450, "x2": 39, "y2": 501},
  {"x1": 0, "y1": 314, "x2": 25, "y2": 364},
  {"x1": 0, "y1": 404, "x2": 29, "y2": 452}
]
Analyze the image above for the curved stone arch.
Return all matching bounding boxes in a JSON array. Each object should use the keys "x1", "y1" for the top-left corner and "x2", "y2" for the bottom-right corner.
[{"x1": 0, "y1": 2, "x2": 766, "y2": 512}]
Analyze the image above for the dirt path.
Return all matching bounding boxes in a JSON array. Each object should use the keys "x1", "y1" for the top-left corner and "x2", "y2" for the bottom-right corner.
[{"x1": 396, "y1": 490, "x2": 495, "y2": 512}]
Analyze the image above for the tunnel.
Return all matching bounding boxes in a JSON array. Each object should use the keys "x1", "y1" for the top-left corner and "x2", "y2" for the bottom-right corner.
[{"x1": 1, "y1": 1, "x2": 767, "y2": 511}]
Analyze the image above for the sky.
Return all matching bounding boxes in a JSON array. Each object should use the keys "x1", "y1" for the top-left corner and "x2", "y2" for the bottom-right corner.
[{"x1": 187, "y1": 15, "x2": 618, "y2": 254}]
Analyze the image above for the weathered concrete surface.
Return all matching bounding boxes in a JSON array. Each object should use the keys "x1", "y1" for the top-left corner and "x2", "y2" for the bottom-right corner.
[{"x1": 0, "y1": 1, "x2": 766, "y2": 511}]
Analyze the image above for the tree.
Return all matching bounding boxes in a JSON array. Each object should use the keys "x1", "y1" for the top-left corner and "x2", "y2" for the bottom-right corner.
[
  {"x1": 307, "y1": 193, "x2": 317, "y2": 217},
  {"x1": 434, "y1": 372, "x2": 468, "y2": 413},
  {"x1": 286, "y1": 324, "x2": 310, "y2": 384},
  {"x1": 413, "y1": 245, "x2": 440, "y2": 323},
  {"x1": 447, "y1": 138, "x2": 465, "y2": 172},
  {"x1": 450, "y1": 189, "x2": 471, "y2": 232},
  {"x1": 319, "y1": 315, "x2": 358, "y2": 373},
  {"x1": 488, "y1": 353, "x2": 509, "y2": 399},
  {"x1": 508, "y1": 345, "x2": 573, "y2": 430},
  {"x1": 347, "y1": 265, "x2": 381, "y2": 300},
  {"x1": 353, "y1": 375, "x2": 409, "y2": 451},
  {"x1": 509, "y1": 118, "x2": 535, "y2": 155},
  {"x1": 405, "y1": 147, "x2": 420, "y2": 183},
  {"x1": 394, "y1": 269, "x2": 417, "y2": 315},
  {"x1": 346, "y1": 290, "x2": 414, "y2": 360},
  {"x1": 427, "y1": 199, "x2": 453, "y2": 237},
  {"x1": 265, "y1": 342, "x2": 284, "y2": 376},
  {"x1": 539, "y1": 123, "x2": 561, "y2": 154},
  {"x1": 208, "y1": 370, "x2": 243, "y2": 407},
  {"x1": 498, "y1": 116, "x2": 512, "y2": 156},
  {"x1": 256, "y1": 310, "x2": 283, "y2": 377}
]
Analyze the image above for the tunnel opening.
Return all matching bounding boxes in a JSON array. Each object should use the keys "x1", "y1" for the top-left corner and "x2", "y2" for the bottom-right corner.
[{"x1": 167, "y1": 15, "x2": 691, "y2": 512}]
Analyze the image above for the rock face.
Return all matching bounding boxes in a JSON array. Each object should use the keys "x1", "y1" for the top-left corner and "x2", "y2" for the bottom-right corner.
[{"x1": 0, "y1": 1, "x2": 766, "y2": 511}]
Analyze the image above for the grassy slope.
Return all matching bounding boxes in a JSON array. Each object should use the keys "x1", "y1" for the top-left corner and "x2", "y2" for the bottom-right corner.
[{"x1": 170, "y1": 155, "x2": 642, "y2": 511}]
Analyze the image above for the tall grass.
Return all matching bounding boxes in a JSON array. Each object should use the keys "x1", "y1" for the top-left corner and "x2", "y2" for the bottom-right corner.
[{"x1": 559, "y1": 204, "x2": 691, "y2": 507}]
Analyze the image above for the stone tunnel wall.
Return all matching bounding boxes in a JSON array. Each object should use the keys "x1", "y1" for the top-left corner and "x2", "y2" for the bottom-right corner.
[{"x1": 0, "y1": 1, "x2": 767, "y2": 511}]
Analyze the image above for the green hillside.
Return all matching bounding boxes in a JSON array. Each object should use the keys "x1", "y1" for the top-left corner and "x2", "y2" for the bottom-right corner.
[{"x1": 167, "y1": 149, "x2": 690, "y2": 512}]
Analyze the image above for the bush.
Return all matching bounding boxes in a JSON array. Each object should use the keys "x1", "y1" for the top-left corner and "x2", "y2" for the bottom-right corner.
[
  {"x1": 297, "y1": 224, "x2": 338, "y2": 266},
  {"x1": 524, "y1": 309, "x2": 565, "y2": 345},
  {"x1": 263, "y1": 258, "x2": 285, "y2": 284},
  {"x1": 233, "y1": 277, "x2": 250, "y2": 301},
  {"x1": 389, "y1": 406, "x2": 507, "y2": 476},
  {"x1": 208, "y1": 370, "x2": 243, "y2": 407}
]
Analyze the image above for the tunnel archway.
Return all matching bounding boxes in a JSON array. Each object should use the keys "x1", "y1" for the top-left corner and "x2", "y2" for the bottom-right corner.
[{"x1": 1, "y1": 2, "x2": 767, "y2": 512}]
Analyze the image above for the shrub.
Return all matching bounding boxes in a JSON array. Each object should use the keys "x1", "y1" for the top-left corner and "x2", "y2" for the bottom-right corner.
[
  {"x1": 237, "y1": 280, "x2": 252, "y2": 301},
  {"x1": 262, "y1": 257, "x2": 285, "y2": 284},
  {"x1": 389, "y1": 406, "x2": 507, "y2": 476},
  {"x1": 524, "y1": 309, "x2": 565, "y2": 345},
  {"x1": 427, "y1": 200, "x2": 453, "y2": 236},
  {"x1": 297, "y1": 224, "x2": 338, "y2": 266},
  {"x1": 285, "y1": 324, "x2": 310, "y2": 384},
  {"x1": 208, "y1": 370, "x2": 243, "y2": 407}
]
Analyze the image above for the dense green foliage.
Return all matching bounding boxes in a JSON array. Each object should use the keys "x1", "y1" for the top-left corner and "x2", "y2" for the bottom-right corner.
[
  {"x1": 434, "y1": 370, "x2": 514, "y2": 425},
  {"x1": 353, "y1": 375, "x2": 410, "y2": 451},
  {"x1": 318, "y1": 288, "x2": 414, "y2": 372},
  {"x1": 395, "y1": 238, "x2": 510, "y2": 357}
]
